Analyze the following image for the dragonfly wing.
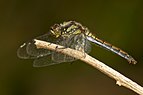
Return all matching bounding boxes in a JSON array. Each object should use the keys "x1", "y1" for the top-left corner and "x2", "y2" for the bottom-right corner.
[
  {"x1": 84, "y1": 39, "x2": 91, "y2": 54},
  {"x1": 33, "y1": 55, "x2": 60, "y2": 67},
  {"x1": 26, "y1": 40, "x2": 51, "y2": 58},
  {"x1": 17, "y1": 33, "x2": 56, "y2": 59},
  {"x1": 26, "y1": 33, "x2": 56, "y2": 57},
  {"x1": 51, "y1": 35, "x2": 77, "y2": 63},
  {"x1": 52, "y1": 34, "x2": 91, "y2": 63},
  {"x1": 52, "y1": 52, "x2": 76, "y2": 63},
  {"x1": 17, "y1": 42, "x2": 37, "y2": 59},
  {"x1": 35, "y1": 32, "x2": 56, "y2": 42},
  {"x1": 69, "y1": 34, "x2": 91, "y2": 54}
]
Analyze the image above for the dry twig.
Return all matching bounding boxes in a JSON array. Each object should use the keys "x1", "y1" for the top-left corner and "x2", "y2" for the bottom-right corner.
[{"x1": 34, "y1": 39, "x2": 143, "y2": 95}]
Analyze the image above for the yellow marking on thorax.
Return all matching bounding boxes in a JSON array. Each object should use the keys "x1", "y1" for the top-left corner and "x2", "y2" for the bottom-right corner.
[
  {"x1": 67, "y1": 25, "x2": 77, "y2": 32},
  {"x1": 72, "y1": 29, "x2": 81, "y2": 34}
]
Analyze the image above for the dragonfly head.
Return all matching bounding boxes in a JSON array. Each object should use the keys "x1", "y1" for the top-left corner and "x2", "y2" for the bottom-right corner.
[
  {"x1": 50, "y1": 21, "x2": 89, "y2": 38},
  {"x1": 50, "y1": 24, "x2": 61, "y2": 38}
]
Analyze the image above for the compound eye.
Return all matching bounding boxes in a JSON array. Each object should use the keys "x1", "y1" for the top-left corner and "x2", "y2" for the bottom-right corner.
[{"x1": 51, "y1": 24, "x2": 60, "y2": 30}]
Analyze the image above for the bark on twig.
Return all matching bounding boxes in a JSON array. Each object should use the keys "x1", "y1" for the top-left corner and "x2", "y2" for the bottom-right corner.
[{"x1": 34, "y1": 39, "x2": 143, "y2": 95}]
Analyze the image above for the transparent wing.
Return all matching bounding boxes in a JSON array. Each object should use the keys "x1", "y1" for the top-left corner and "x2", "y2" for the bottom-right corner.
[
  {"x1": 26, "y1": 40, "x2": 51, "y2": 57},
  {"x1": 52, "y1": 52, "x2": 76, "y2": 63},
  {"x1": 33, "y1": 55, "x2": 60, "y2": 67},
  {"x1": 84, "y1": 38, "x2": 91, "y2": 54},
  {"x1": 73, "y1": 34, "x2": 91, "y2": 54},
  {"x1": 52, "y1": 34, "x2": 91, "y2": 63},
  {"x1": 51, "y1": 35, "x2": 76, "y2": 63},
  {"x1": 17, "y1": 33, "x2": 56, "y2": 59},
  {"x1": 17, "y1": 42, "x2": 36, "y2": 59}
]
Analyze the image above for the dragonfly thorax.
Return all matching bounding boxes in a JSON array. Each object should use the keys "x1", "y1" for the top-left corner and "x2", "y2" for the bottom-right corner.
[{"x1": 50, "y1": 21, "x2": 88, "y2": 38}]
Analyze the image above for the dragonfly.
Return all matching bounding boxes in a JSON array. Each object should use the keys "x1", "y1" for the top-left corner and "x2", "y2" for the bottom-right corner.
[{"x1": 17, "y1": 21, "x2": 137, "y2": 67}]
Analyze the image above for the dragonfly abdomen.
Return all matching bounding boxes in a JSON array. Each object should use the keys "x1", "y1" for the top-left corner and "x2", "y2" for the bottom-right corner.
[{"x1": 86, "y1": 35, "x2": 137, "y2": 64}]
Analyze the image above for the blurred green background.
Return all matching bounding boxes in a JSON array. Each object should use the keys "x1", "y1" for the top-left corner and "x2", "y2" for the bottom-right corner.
[{"x1": 0, "y1": 0, "x2": 143, "y2": 95}]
